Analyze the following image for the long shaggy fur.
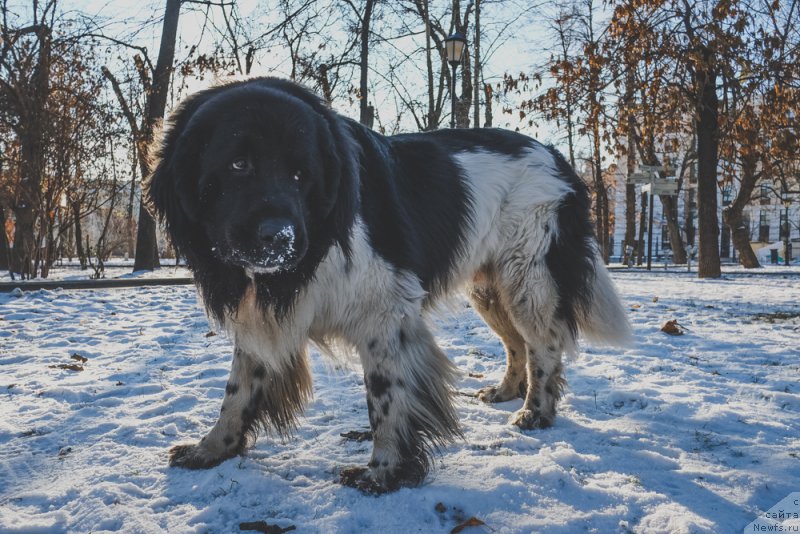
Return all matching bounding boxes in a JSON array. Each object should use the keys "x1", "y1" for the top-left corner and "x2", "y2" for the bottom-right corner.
[{"x1": 147, "y1": 77, "x2": 631, "y2": 493}]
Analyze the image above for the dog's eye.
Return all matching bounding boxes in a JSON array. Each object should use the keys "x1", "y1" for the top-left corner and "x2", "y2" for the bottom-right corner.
[
  {"x1": 230, "y1": 159, "x2": 248, "y2": 172},
  {"x1": 293, "y1": 171, "x2": 302, "y2": 182}
]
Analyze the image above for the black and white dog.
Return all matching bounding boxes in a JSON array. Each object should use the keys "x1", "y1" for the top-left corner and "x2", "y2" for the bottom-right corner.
[{"x1": 147, "y1": 77, "x2": 630, "y2": 493}]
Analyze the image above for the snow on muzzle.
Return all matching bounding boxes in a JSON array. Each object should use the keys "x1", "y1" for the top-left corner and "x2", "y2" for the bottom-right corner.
[{"x1": 227, "y1": 218, "x2": 301, "y2": 273}]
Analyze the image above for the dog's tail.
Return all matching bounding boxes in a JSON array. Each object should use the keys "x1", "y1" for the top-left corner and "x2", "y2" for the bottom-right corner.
[
  {"x1": 541, "y1": 144, "x2": 632, "y2": 350},
  {"x1": 576, "y1": 254, "x2": 633, "y2": 347}
]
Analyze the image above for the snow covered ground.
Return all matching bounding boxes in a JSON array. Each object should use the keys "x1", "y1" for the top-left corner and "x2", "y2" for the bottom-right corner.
[
  {"x1": 0, "y1": 260, "x2": 190, "y2": 283},
  {"x1": 0, "y1": 271, "x2": 798, "y2": 533}
]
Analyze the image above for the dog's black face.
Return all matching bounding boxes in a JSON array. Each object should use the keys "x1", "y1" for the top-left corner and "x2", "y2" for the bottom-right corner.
[
  {"x1": 194, "y1": 111, "x2": 318, "y2": 273},
  {"x1": 147, "y1": 78, "x2": 358, "y2": 319},
  {"x1": 191, "y1": 93, "x2": 340, "y2": 274}
]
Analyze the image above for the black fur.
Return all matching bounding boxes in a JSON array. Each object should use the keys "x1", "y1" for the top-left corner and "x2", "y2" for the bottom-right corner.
[
  {"x1": 345, "y1": 123, "x2": 473, "y2": 298},
  {"x1": 543, "y1": 145, "x2": 596, "y2": 337}
]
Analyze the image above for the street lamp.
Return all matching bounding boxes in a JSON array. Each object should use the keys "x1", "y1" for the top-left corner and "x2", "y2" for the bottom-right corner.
[{"x1": 444, "y1": 33, "x2": 467, "y2": 128}]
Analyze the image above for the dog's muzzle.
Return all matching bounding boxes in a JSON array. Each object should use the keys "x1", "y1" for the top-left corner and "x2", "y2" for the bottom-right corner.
[{"x1": 225, "y1": 218, "x2": 300, "y2": 273}]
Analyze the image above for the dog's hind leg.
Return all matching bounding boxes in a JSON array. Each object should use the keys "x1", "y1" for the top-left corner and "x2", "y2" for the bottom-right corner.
[
  {"x1": 169, "y1": 346, "x2": 312, "y2": 469},
  {"x1": 493, "y1": 257, "x2": 570, "y2": 430},
  {"x1": 511, "y1": 324, "x2": 568, "y2": 430},
  {"x1": 340, "y1": 313, "x2": 461, "y2": 494},
  {"x1": 468, "y1": 277, "x2": 527, "y2": 403}
]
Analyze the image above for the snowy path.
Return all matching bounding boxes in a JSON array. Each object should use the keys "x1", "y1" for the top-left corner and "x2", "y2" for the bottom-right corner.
[{"x1": 0, "y1": 272, "x2": 798, "y2": 533}]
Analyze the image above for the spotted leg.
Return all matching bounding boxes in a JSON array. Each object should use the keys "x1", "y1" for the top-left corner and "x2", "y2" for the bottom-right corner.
[
  {"x1": 340, "y1": 314, "x2": 461, "y2": 493},
  {"x1": 510, "y1": 331, "x2": 566, "y2": 430},
  {"x1": 169, "y1": 347, "x2": 312, "y2": 468}
]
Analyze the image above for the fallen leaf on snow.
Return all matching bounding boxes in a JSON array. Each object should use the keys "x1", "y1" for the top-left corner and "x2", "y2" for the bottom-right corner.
[
  {"x1": 661, "y1": 320, "x2": 684, "y2": 335},
  {"x1": 451, "y1": 517, "x2": 487, "y2": 533}
]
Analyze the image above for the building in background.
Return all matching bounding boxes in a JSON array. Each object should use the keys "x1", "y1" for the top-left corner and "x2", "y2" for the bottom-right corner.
[{"x1": 607, "y1": 164, "x2": 799, "y2": 265}]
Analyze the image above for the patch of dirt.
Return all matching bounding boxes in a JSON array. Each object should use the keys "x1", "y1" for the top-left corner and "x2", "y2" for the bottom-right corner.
[
  {"x1": 340, "y1": 430, "x2": 373, "y2": 442},
  {"x1": 753, "y1": 311, "x2": 800, "y2": 323}
]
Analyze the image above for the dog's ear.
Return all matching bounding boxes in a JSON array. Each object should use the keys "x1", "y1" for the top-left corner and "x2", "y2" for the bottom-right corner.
[
  {"x1": 316, "y1": 113, "x2": 359, "y2": 218},
  {"x1": 145, "y1": 87, "x2": 222, "y2": 237}
]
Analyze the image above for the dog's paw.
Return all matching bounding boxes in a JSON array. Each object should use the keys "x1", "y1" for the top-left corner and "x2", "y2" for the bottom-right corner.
[
  {"x1": 510, "y1": 408, "x2": 553, "y2": 430},
  {"x1": 339, "y1": 466, "x2": 389, "y2": 495},
  {"x1": 169, "y1": 443, "x2": 232, "y2": 469},
  {"x1": 477, "y1": 384, "x2": 519, "y2": 403}
]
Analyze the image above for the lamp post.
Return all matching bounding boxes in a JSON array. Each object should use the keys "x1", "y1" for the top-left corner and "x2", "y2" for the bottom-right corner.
[{"x1": 444, "y1": 33, "x2": 466, "y2": 129}]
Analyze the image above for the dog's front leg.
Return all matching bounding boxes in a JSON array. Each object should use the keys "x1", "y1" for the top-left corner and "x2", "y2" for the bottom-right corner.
[
  {"x1": 170, "y1": 346, "x2": 312, "y2": 469},
  {"x1": 340, "y1": 315, "x2": 461, "y2": 493}
]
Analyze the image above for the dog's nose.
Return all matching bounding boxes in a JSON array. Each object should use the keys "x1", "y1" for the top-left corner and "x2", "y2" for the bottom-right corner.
[{"x1": 257, "y1": 218, "x2": 294, "y2": 249}]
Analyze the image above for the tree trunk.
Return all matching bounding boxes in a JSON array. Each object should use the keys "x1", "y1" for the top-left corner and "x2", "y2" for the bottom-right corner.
[
  {"x1": 593, "y1": 170, "x2": 609, "y2": 262},
  {"x1": 684, "y1": 169, "x2": 696, "y2": 247},
  {"x1": 592, "y1": 130, "x2": 609, "y2": 263},
  {"x1": 10, "y1": 25, "x2": 51, "y2": 279},
  {"x1": 623, "y1": 184, "x2": 636, "y2": 264},
  {"x1": 421, "y1": 0, "x2": 437, "y2": 130},
  {"x1": 637, "y1": 191, "x2": 647, "y2": 265},
  {"x1": 660, "y1": 194, "x2": 687, "y2": 263},
  {"x1": 72, "y1": 201, "x2": 87, "y2": 270},
  {"x1": 40, "y1": 211, "x2": 56, "y2": 278},
  {"x1": 358, "y1": 0, "x2": 375, "y2": 128},
  {"x1": 621, "y1": 24, "x2": 637, "y2": 265},
  {"x1": 586, "y1": 4, "x2": 607, "y2": 263},
  {"x1": 451, "y1": 0, "x2": 472, "y2": 128},
  {"x1": 133, "y1": 202, "x2": 159, "y2": 271},
  {"x1": 11, "y1": 205, "x2": 35, "y2": 278},
  {"x1": 65, "y1": 216, "x2": 74, "y2": 261},
  {"x1": 0, "y1": 206, "x2": 10, "y2": 271},
  {"x1": 722, "y1": 151, "x2": 760, "y2": 268},
  {"x1": 723, "y1": 207, "x2": 759, "y2": 268},
  {"x1": 483, "y1": 82, "x2": 493, "y2": 127},
  {"x1": 695, "y1": 49, "x2": 721, "y2": 278},
  {"x1": 473, "y1": 0, "x2": 480, "y2": 128},
  {"x1": 127, "y1": 146, "x2": 137, "y2": 258},
  {"x1": 133, "y1": 0, "x2": 181, "y2": 272}
]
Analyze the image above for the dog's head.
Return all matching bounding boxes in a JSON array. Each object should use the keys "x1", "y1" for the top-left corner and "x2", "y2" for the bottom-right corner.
[{"x1": 147, "y1": 78, "x2": 356, "y2": 276}]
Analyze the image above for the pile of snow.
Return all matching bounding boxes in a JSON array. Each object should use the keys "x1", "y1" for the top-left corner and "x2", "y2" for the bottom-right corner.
[{"x1": 0, "y1": 271, "x2": 798, "y2": 533}]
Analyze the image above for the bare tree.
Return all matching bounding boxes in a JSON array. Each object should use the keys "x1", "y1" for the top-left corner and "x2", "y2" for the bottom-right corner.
[
  {"x1": 133, "y1": 0, "x2": 181, "y2": 271},
  {"x1": 99, "y1": 0, "x2": 181, "y2": 272},
  {"x1": 720, "y1": 0, "x2": 800, "y2": 268},
  {"x1": 0, "y1": 0, "x2": 58, "y2": 277},
  {"x1": 530, "y1": 0, "x2": 612, "y2": 261}
]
